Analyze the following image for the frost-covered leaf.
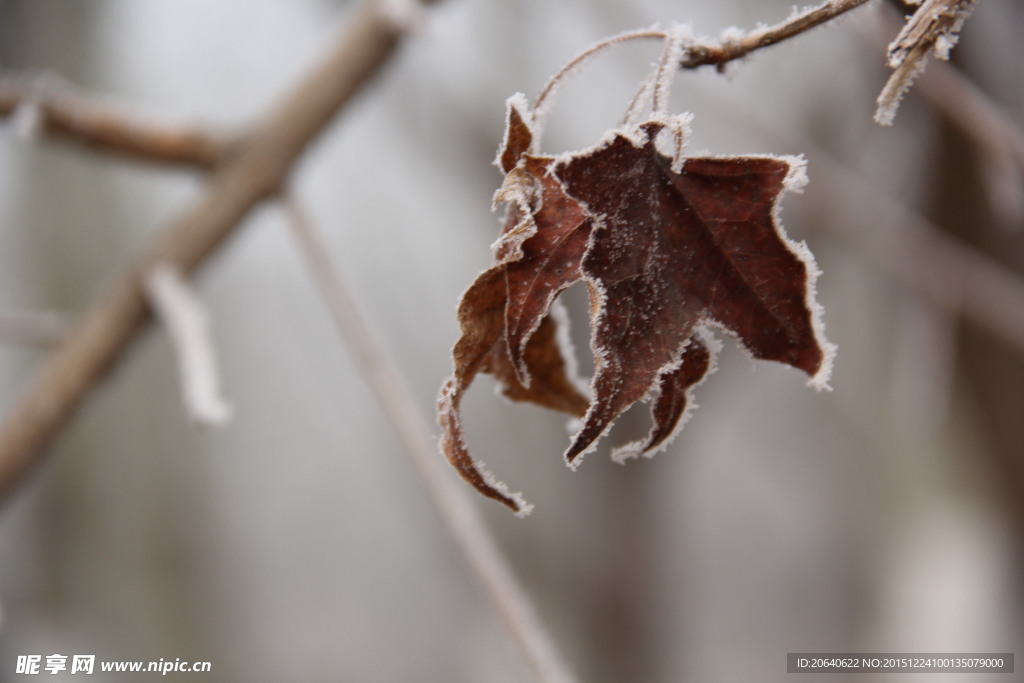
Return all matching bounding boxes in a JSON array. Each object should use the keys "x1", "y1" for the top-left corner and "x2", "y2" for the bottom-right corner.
[
  {"x1": 437, "y1": 97, "x2": 590, "y2": 514},
  {"x1": 503, "y1": 153, "x2": 593, "y2": 384},
  {"x1": 439, "y1": 96, "x2": 833, "y2": 515},
  {"x1": 554, "y1": 120, "x2": 832, "y2": 465}
]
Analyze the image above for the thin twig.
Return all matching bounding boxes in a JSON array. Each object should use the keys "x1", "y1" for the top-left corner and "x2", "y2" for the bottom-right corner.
[
  {"x1": 282, "y1": 198, "x2": 575, "y2": 683},
  {"x1": 0, "y1": 310, "x2": 67, "y2": 347},
  {"x1": 0, "y1": 0, "x2": 418, "y2": 504},
  {"x1": 875, "y1": 10, "x2": 1024, "y2": 170},
  {"x1": 143, "y1": 264, "x2": 232, "y2": 428},
  {"x1": 679, "y1": 0, "x2": 874, "y2": 70},
  {"x1": 0, "y1": 75, "x2": 233, "y2": 168}
]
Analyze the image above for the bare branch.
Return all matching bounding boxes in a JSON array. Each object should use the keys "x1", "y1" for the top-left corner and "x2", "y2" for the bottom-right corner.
[
  {"x1": 0, "y1": 310, "x2": 67, "y2": 347},
  {"x1": 679, "y1": 0, "x2": 874, "y2": 70},
  {"x1": 282, "y1": 198, "x2": 575, "y2": 683},
  {"x1": 868, "y1": 8, "x2": 1024, "y2": 171},
  {"x1": 0, "y1": 74, "x2": 233, "y2": 168},
  {"x1": 875, "y1": 0, "x2": 979, "y2": 125},
  {"x1": 0, "y1": 0, "x2": 419, "y2": 504},
  {"x1": 143, "y1": 264, "x2": 232, "y2": 428}
]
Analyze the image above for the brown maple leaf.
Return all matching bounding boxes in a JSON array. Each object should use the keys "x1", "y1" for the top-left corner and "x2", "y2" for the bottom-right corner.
[
  {"x1": 553, "y1": 120, "x2": 832, "y2": 465},
  {"x1": 438, "y1": 95, "x2": 833, "y2": 515}
]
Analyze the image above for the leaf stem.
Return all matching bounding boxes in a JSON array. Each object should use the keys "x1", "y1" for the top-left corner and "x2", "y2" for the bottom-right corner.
[{"x1": 532, "y1": 29, "x2": 666, "y2": 139}]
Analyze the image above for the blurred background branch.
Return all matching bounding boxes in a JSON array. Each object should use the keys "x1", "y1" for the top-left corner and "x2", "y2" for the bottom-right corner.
[
  {"x1": 0, "y1": 0, "x2": 416, "y2": 503},
  {"x1": 0, "y1": 1, "x2": 577, "y2": 680},
  {"x1": 0, "y1": 74, "x2": 232, "y2": 168}
]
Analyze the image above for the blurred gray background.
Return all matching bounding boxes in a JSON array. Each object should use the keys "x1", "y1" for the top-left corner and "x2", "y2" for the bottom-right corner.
[{"x1": 1, "y1": 0, "x2": 1022, "y2": 681}]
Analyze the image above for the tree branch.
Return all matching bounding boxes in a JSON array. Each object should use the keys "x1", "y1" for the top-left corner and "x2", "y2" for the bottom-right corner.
[
  {"x1": 282, "y1": 198, "x2": 575, "y2": 683},
  {"x1": 679, "y1": 0, "x2": 874, "y2": 70},
  {"x1": 0, "y1": 0, "x2": 415, "y2": 504},
  {"x1": 0, "y1": 74, "x2": 233, "y2": 168}
]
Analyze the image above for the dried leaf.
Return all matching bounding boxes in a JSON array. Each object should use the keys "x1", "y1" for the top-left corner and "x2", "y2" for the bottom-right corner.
[
  {"x1": 437, "y1": 97, "x2": 590, "y2": 515},
  {"x1": 554, "y1": 121, "x2": 832, "y2": 465},
  {"x1": 503, "y1": 154, "x2": 593, "y2": 385},
  {"x1": 439, "y1": 95, "x2": 834, "y2": 514}
]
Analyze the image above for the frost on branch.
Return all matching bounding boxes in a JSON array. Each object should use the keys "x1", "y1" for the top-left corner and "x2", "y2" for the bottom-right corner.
[
  {"x1": 439, "y1": 40, "x2": 834, "y2": 515},
  {"x1": 876, "y1": 0, "x2": 978, "y2": 125}
]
